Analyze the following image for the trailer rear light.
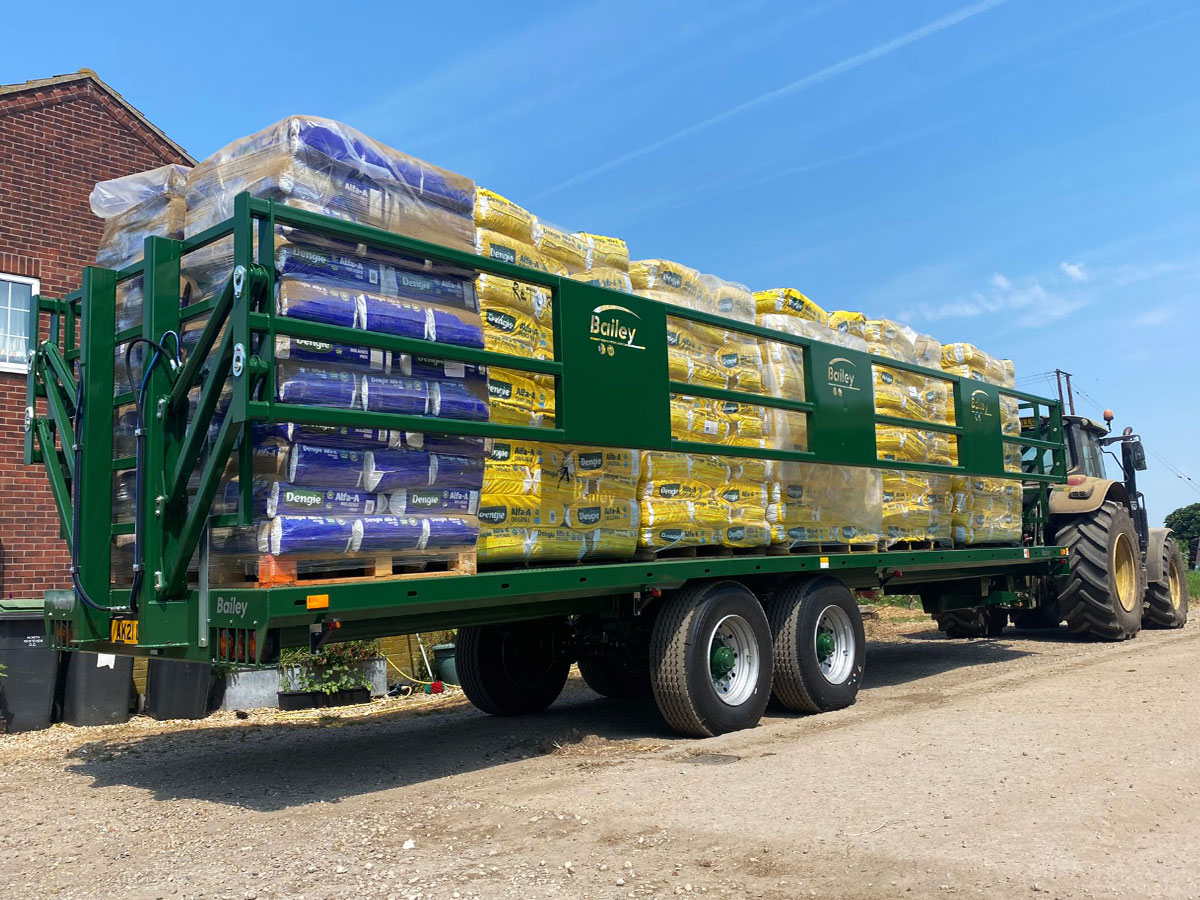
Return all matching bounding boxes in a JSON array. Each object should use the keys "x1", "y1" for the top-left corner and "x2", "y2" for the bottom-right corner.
[
  {"x1": 248, "y1": 631, "x2": 257, "y2": 662},
  {"x1": 1066, "y1": 474, "x2": 1087, "y2": 486},
  {"x1": 218, "y1": 628, "x2": 229, "y2": 659}
]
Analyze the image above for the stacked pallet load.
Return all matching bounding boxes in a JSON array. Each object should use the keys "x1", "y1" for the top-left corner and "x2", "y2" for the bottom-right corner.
[
  {"x1": 91, "y1": 164, "x2": 192, "y2": 332},
  {"x1": 633, "y1": 259, "x2": 769, "y2": 554},
  {"x1": 471, "y1": 189, "x2": 639, "y2": 564},
  {"x1": 755, "y1": 291, "x2": 883, "y2": 550},
  {"x1": 862, "y1": 319, "x2": 954, "y2": 549},
  {"x1": 175, "y1": 117, "x2": 488, "y2": 583},
  {"x1": 941, "y1": 343, "x2": 1023, "y2": 545}
]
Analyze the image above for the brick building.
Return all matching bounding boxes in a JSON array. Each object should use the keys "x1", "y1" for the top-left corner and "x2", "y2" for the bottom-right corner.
[{"x1": 0, "y1": 70, "x2": 192, "y2": 599}]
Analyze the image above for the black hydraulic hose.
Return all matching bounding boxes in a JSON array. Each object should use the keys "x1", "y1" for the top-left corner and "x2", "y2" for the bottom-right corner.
[
  {"x1": 70, "y1": 377, "x2": 120, "y2": 613},
  {"x1": 121, "y1": 337, "x2": 178, "y2": 615}
]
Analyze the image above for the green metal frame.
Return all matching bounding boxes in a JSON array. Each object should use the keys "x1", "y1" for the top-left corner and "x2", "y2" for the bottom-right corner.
[{"x1": 26, "y1": 193, "x2": 1068, "y2": 661}]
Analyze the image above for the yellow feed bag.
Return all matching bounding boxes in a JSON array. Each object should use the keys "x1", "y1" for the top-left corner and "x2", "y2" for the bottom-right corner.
[
  {"x1": 629, "y1": 258, "x2": 702, "y2": 296},
  {"x1": 829, "y1": 310, "x2": 867, "y2": 339},
  {"x1": 571, "y1": 267, "x2": 632, "y2": 293},
  {"x1": 476, "y1": 273, "x2": 551, "y2": 322},
  {"x1": 475, "y1": 188, "x2": 536, "y2": 243},
  {"x1": 754, "y1": 288, "x2": 829, "y2": 325},
  {"x1": 476, "y1": 229, "x2": 565, "y2": 275},
  {"x1": 575, "y1": 232, "x2": 629, "y2": 271},
  {"x1": 536, "y1": 223, "x2": 587, "y2": 273},
  {"x1": 702, "y1": 275, "x2": 756, "y2": 324}
]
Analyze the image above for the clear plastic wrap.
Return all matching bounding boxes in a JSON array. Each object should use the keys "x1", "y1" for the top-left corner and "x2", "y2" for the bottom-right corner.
[
  {"x1": 185, "y1": 115, "x2": 475, "y2": 253},
  {"x1": 536, "y1": 222, "x2": 588, "y2": 274},
  {"x1": 474, "y1": 187, "x2": 536, "y2": 243},
  {"x1": 766, "y1": 462, "x2": 883, "y2": 548},
  {"x1": 754, "y1": 288, "x2": 829, "y2": 326},
  {"x1": 477, "y1": 441, "x2": 639, "y2": 565},
  {"x1": 940, "y1": 343, "x2": 1023, "y2": 545},
  {"x1": 574, "y1": 233, "x2": 629, "y2": 272},
  {"x1": 828, "y1": 310, "x2": 867, "y2": 339}
]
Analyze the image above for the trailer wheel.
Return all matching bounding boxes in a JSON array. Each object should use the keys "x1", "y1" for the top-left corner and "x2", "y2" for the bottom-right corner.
[
  {"x1": 767, "y1": 576, "x2": 865, "y2": 714},
  {"x1": 1143, "y1": 535, "x2": 1188, "y2": 629},
  {"x1": 935, "y1": 606, "x2": 1007, "y2": 638},
  {"x1": 1055, "y1": 500, "x2": 1144, "y2": 641},
  {"x1": 578, "y1": 656, "x2": 649, "y2": 698},
  {"x1": 456, "y1": 619, "x2": 570, "y2": 716},
  {"x1": 649, "y1": 580, "x2": 773, "y2": 737}
]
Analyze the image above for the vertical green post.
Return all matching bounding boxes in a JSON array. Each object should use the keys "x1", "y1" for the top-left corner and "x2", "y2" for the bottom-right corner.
[
  {"x1": 232, "y1": 192, "x2": 256, "y2": 524},
  {"x1": 77, "y1": 267, "x2": 117, "y2": 607},
  {"x1": 141, "y1": 236, "x2": 184, "y2": 601}
]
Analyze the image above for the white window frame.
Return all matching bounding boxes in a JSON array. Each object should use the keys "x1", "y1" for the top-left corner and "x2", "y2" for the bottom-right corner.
[{"x1": 0, "y1": 272, "x2": 38, "y2": 375}]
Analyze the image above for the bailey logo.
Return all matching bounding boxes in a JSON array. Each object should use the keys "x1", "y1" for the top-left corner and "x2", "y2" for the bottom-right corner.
[
  {"x1": 589, "y1": 304, "x2": 645, "y2": 355},
  {"x1": 970, "y1": 389, "x2": 993, "y2": 422},
  {"x1": 215, "y1": 597, "x2": 249, "y2": 618},
  {"x1": 826, "y1": 357, "x2": 860, "y2": 397}
]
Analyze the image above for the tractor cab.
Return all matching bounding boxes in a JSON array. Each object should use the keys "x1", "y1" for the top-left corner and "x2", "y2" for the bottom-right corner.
[{"x1": 1063, "y1": 414, "x2": 1112, "y2": 479}]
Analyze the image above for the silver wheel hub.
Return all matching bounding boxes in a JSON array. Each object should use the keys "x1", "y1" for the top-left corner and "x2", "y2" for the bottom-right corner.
[
  {"x1": 708, "y1": 614, "x2": 759, "y2": 706},
  {"x1": 815, "y1": 605, "x2": 856, "y2": 685}
]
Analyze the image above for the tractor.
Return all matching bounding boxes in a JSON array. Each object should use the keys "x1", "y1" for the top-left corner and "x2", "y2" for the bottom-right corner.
[{"x1": 937, "y1": 410, "x2": 1188, "y2": 640}]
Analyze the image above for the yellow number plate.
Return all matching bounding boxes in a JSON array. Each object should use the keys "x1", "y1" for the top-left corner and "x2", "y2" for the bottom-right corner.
[{"x1": 110, "y1": 618, "x2": 138, "y2": 645}]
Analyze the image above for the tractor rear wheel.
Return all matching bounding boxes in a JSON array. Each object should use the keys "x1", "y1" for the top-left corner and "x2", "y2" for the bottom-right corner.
[
  {"x1": 1144, "y1": 535, "x2": 1188, "y2": 629},
  {"x1": 1054, "y1": 500, "x2": 1143, "y2": 641}
]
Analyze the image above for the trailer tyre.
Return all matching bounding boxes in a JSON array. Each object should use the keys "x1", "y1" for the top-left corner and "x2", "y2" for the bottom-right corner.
[
  {"x1": 578, "y1": 656, "x2": 649, "y2": 698},
  {"x1": 456, "y1": 619, "x2": 570, "y2": 716},
  {"x1": 767, "y1": 577, "x2": 865, "y2": 713},
  {"x1": 649, "y1": 580, "x2": 773, "y2": 737},
  {"x1": 1055, "y1": 501, "x2": 1144, "y2": 641},
  {"x1": 1143, "y1": 535, "x2": 1188, "y2": 629}
]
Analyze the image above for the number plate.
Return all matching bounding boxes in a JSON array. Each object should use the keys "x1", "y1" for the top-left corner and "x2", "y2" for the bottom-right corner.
[{"x1": 110, "y1": 618, "x2": 138, "y2": 645}]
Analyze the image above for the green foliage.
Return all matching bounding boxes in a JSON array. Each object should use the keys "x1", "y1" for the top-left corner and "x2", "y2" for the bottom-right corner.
[
  {"x1": 279, "y1": 639, "x2": 381, "y2": 694},
  {"x1": 1165, "y1": 503, "x2": 1200, "y2": 566},
  {"x1": 0, "y1": 661, "x2": 6, "y2": 678},
  {"x1": 1188, "y1": 569, "x2": 1200, "y2": 600}
]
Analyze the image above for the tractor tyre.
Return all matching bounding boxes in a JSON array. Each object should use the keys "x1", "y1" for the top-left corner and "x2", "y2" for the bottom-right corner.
[
  {"x1": 1054, "y1": 500, "x2": 1144, "y2": 641},
  {"x1": 1143, "y1": 535, "x2": 1188, "y2": 629}
]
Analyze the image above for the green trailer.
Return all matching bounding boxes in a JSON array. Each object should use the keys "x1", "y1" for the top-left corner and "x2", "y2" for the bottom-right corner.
[{"x1": 27, "y1": 194, "x2": 1074, "y2": 736}]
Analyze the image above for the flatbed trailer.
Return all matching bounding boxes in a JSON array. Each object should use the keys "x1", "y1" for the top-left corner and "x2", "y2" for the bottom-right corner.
[{"x1": 26, "y1": 194, "x2": 1069, "y2": 735}]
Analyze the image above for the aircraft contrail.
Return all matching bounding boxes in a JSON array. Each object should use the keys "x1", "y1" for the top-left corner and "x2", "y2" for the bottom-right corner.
[{"x1": 531, "y1": 0, "x2": 1011, "y2": 200}]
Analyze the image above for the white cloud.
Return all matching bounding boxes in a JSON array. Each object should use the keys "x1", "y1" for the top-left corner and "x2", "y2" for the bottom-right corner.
[
  {"x1": 1134, "y1": 306, "x2": 1174, "y2": 327},
  {"x1": 1059, "y1": 261, "x2": 1087, "y2": 282},
  {"x1": 989, "y1": 273, "x2": 1012, "y2": 290}
]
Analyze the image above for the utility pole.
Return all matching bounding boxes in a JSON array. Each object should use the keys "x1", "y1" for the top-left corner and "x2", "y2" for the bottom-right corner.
[{"x1": 1054, "y1": 369, "x2": 1076, "y2": 416}]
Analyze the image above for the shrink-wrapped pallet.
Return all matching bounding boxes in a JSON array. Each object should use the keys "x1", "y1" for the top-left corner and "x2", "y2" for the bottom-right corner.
[
  {"x1": 940, "y1": 343, "x2": 1022, "y2": 545},
  {"x1": 91, "y1": 163, "x2": 192, "y2": 330},
  {"x1": 476, "y1": 441, "x2": 639, "y2": 565}
]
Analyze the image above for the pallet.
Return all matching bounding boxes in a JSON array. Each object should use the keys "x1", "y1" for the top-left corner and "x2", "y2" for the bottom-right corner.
[
  {"x1": 766, "y1": 541, "x2": 880, "y2": 556},
  {"x1": 635, "y1": 543, "x2": 765, "y2": 562},
  {"x1": 214, "y1": 548, "x2": 476, "y2": 588},
  {"x1": 883, "y1": 539, "x2": 935, "y2": 551}
]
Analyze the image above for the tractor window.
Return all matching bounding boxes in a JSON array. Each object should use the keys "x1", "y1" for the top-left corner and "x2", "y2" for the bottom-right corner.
[{"x1": 1069, "y1": 430, "x2": 1108, "y2": 479}]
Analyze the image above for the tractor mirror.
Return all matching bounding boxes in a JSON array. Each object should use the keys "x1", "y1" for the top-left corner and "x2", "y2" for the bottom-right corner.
[{"x1": 1128, "y1": 440, "x2": 1147, "y2": 471}]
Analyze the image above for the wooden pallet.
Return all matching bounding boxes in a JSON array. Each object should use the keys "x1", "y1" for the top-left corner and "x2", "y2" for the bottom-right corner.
[
  {"x1": 882, "y1": 539, "x2": 935, "y2": 551},
  {"x1": 766, "y1": 541, "x2": 880, "y2": 556},
  {"x1": 215, "y1": 548, "x2": 476, "y2": 588},
  {"x1": 634, "y1": 543, "x2": 768, "y2": 561}
]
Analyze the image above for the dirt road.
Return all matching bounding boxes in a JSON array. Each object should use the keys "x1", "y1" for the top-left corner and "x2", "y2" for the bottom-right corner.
[{"x1": 3, "y1": 613, "x2": 1199, "y2": 900}]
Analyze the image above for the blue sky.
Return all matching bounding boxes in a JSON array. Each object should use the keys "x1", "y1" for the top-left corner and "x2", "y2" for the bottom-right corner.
[{"x1": 6, "y1": 0, "x2": 1200, "y2": 523}]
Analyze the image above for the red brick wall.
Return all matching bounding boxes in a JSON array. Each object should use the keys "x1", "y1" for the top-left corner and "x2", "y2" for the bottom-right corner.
[{"x1": 0, "y1": 79, "x2": 189, "y2": 598}]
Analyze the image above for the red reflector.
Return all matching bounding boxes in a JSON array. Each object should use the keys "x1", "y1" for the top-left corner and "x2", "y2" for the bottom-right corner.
[
  {"x1": 1067, "y1": 474, "x2": 1087, "y2": 486},
  {"x1": 248, "y1": 631, "x2": 257, "y2": 662},
  {"x1": 218, "y1": 629, "x2": 229, "y2": 659}
]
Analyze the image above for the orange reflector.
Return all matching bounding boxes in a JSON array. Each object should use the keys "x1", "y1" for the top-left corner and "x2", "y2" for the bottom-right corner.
[
  {"x1": 306, "y1": 594, "x2": 330, "y2": 610},
  {"x1": 1060, "y1": 548, "x2": 1069, "y2": 556}
]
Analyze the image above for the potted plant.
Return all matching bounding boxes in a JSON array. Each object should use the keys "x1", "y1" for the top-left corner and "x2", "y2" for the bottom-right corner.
[{"x1": 277, "y1": 639, "x2": 381, "y2": 710}]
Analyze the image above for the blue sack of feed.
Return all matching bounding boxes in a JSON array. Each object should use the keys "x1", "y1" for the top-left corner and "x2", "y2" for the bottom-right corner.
[
  {"x1": 392, "y1": 431, "x2": 490, "y2": 455},
  {"x1": 363, "y1": 448, "x2": 485, "y2": 492},
  {"x1": 432, "y1": 381, "x2": 489, "y2": 420},
  {"x1": 389, "y1": 487, "x2": 480, "y2": 515},
  {"x1": 261, "y1": 515, "x2": 362, "y2": 555},
  {"x1": 253, "y1": 422, "x2": 400, "y2": 448},
  {"x1": 362, "y1": 448, "x2": 432, "y2": 492},
  {"x1": 277, "y1": 277, "x2": 360, "y2": 329},
  {"x1": 276, "y1": 243, "x2": 479, "y2": 312},
  {"x1": 287, "y1": 443, "x2": 367, "y2": 489},
  {"x1": 275, "y1": 364, "x2": 359, "y2": 407},
  {"x1": 356, "y1": 515, "x2": 426, "y2": 552},
  {"x1": 360, "y1": 295, "x2": 485, "y2": 348},
  {"x1": 397, "y1": 354, "x2": 486, "y2": 385},
  {"x1": 275, "y1": 335, "x2": 392, "y2": 372},
  {"x1": 358, "y1": 515, "x2": 478, "y2": 553},
  {"x1": 265, "y1": 482, "x2": 388, "y2": 517}
]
